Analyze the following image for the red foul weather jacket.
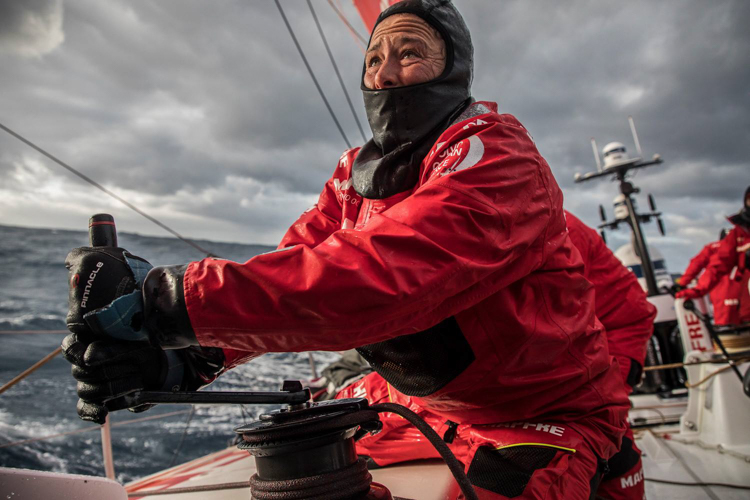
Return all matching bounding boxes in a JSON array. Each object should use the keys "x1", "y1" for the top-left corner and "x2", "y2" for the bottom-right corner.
[
  {"x1": 694, "y1": 221, "x2": 750, "y2": 323},
  {"x1": 565, "y1": 212, "x2": 656, "y2": 388},
  {"x1": 184, "y1": 102, "x2": 628, "y2": 451},
  {"x1": 682, "y1": 241, "x2": 743, "y2": 325}
]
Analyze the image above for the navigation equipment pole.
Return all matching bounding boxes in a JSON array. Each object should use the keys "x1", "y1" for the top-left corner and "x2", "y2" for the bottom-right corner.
[{"x1": 618, "y1": 177, "x2": 659, "y2": 296}]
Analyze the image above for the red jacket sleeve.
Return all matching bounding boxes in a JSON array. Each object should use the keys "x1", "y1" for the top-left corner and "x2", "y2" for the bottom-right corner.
[
  {"x1": 219, "y1": 152, "x2": 358, "y2": 368},
  {"x1": 184, "y1": 120, "x2": 557, "y2": 353},
  {"x1": 566, "y1": 212, "x2": 656, "y2": 384},
  {"x1": 277, "y1": 150, "x2": 356, "y2": 250},
  {"x1": 681, "y1": 244, "x2": 713, "y2": 285},
  {"x1": 695, "y1": 228, "x2": 740, "y2": 294}
]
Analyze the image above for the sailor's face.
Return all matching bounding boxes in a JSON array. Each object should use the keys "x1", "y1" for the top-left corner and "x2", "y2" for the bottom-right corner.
[{"x1": 364, "y1": 14, "x2": 446, "y2": 90}]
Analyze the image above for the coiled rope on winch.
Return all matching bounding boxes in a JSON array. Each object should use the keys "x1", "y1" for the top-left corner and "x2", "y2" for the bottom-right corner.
[{"x1": 241, "y1": 404, "x2": 479, "y2": 500}]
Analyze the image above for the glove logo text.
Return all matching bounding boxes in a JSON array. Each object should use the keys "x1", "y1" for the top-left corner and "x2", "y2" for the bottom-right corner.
[{"x1": 80, "y1": 261, "x2": 104, "y2": 309}]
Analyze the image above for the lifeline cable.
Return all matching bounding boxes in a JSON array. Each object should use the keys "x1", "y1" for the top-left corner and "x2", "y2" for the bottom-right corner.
[
  {"x1": 275, "y1": 0, "x2": 352, "y2": 149},
  {"x1": 645, "y1": 477, "x2": 750, "y2": 491},
  {"x1": 308, "y1": 0, "x2": 368, "y2": 144},
  {"x1": 0, "y1": 409, "x2": 192, "y2": 449},
  {"x1": 0, "y1": 346, "x2": 62, "y2": 395},
  {"x1": 0, "y1": 122, "x2": 216, "y2": 258},
  {"x1": 168, "y1": 405, "x2": 196, "y2": 468}
]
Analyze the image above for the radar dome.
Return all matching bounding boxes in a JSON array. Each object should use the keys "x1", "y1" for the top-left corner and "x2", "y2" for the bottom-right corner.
[{"x1": 602, "y1": 142, "x2": 629, "y2": 168}]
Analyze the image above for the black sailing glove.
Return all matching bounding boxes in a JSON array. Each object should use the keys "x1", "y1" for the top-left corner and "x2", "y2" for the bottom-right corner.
[
  {"x1": 65, "y1": 246, "x2": 204, "y2": 424},
  {"x1": 62, "y1": 333, "x2": 225, "y2": 424},
  {"x1": 65, "y1": 247, "x2": 153, "y2": 342}
]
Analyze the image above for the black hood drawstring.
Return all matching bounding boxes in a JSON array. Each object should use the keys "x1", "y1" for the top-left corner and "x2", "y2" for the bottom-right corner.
[{"x1": 352, "y1": 0, "x2": 474, "y2": 199}]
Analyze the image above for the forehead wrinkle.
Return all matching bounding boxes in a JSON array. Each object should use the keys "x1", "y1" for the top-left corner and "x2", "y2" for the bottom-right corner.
[{"x1": 370, "y1": 14, "x2": 442, "y2": 48}]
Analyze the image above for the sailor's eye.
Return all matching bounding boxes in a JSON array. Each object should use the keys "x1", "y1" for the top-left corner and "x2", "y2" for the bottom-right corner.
[
  {"x1": 367, "y1": 56, "x2": 381, "y2": 68},
  {"x1": 402, "y1": 50, "x2": 418, "y2": 59}
]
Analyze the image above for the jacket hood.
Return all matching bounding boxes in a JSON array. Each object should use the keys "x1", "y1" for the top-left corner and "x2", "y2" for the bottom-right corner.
[
  {"x1": 352, "y1": 0, "x2": 473, "y2": 199},
  {"x1": 728, "y1": 185, "x2": 750, "y2": 229}
]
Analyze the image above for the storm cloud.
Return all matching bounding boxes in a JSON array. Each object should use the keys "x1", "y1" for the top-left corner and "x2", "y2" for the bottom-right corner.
[
  {"x1": 0, "y1": 0, "x2": 64, "y2": 57},
  {"x1": 0, "y1": 0, "x2": 747, "y2": 269}
]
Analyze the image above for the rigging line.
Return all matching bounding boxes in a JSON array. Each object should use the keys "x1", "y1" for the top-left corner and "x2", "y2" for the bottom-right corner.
[
  {"x1": 0, "y1": 330, "x2": 68, "y2": 334},
  {"x1": 128, "y1": 481, "x2": 250, "y2": 497},
  {"x1": 645, "y1": 477, "x2": 750, "y2": 491},
  {"x1": 0, "y1": 121, "x2": 217, "y2": 258},
  {"x1": 0, "y1": 346, "x2": 61, "y2": 396},
  {"x1": 168, "y1": 405, "x2": 196, "y2": 468},
  {"x1": 0, "y1": 409, "x2": 192, "y2": 449},
  {"x1": 326, "y1": 0, "x2": 368, "y2": 49},
  {"x1": 274, "y1": 0, "x2": 352, "y2": 149},
  {"x1": 307, "y1": 0, "x2": 367, "y2": 144}
]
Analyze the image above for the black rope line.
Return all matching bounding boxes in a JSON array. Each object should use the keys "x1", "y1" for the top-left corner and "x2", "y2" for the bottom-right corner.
[
  {"x1": 308, "y1": 0, "x2": 367, "y2": 144},
  {"x1": 168, "y1": 405, "x2": 195, "y2": 468},
  {"x1": 646, "y1": 477, "x2": 750, "y2": 491},
  {"x1": 371, "y1": 403, "x2": 479, "y2": 500},
  {"x1": 0, "y1": 122, "x2": 216, "y2": 258},
  {"x1": 274, "y1": 0, "x2": 351, "y2": 149},
  {"x1": 325, "y1": 0, "x2": 369, "y2": 45}
]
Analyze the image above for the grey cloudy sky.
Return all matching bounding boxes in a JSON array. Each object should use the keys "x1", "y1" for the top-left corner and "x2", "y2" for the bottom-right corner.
[{"x1": 0, "y1": 0, "x2": 748, "y2": 270}]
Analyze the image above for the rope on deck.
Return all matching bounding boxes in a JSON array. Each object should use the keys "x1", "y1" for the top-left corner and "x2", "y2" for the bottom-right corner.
[{"x1": 127, "y1": 481, "x2": 250, "y2": 497}]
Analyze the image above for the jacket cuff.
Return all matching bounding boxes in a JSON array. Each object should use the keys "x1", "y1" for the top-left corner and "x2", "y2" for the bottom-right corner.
[{"x1": 143, "y1": 265, "x2": 199, "y2": 349}]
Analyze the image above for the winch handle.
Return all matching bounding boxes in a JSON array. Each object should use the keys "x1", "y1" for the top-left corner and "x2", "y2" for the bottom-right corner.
[
  {"x1": 89, "y1": 213, "x2": 118, "y2": 247},
  {"x1": 124, "y1": 387, "x2": 312, "y2": 407}
]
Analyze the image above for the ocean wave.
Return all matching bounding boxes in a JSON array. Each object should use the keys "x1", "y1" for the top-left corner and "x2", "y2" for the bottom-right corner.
[{"x1": 0, "y1": 312, "x2": 65, "y2": 329}]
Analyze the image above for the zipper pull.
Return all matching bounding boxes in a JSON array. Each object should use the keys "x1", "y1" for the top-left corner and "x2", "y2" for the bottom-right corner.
[{"x1": 443, "y1": 420, "x2": 458, "y2": 444}]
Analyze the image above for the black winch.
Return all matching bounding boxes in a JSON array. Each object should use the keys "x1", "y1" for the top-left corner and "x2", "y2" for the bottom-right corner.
[
  {"x1": 131, "y1": 379, "x2": 478, "y2": 500},
  {"x1": 235, "y1": 381, "x2": 383, "y2": 499}
]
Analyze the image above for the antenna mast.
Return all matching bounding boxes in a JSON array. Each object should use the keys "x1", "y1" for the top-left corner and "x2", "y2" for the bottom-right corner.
[
  {"x1": 629, "y1": 116, "x2": 643, "y2": 157},
  {"x1": 591, "y1": 138, "x2": 602, "y2": 172}
]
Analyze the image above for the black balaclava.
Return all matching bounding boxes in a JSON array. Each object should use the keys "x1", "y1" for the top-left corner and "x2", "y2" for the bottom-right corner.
[
  {"x1": 351, "y1": 0, "x2": 474, "y2": 199},
  {"x1": 729, "y1": 186, "x2": 750, "y2": 228}
]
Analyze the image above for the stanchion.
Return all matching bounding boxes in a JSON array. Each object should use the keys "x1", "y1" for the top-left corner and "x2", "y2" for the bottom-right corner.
[{"x1": 101, "y1": 415, "x2": 116, "y2": 480}]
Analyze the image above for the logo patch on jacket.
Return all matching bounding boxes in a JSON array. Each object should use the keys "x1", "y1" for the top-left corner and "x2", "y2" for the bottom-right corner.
[{"x1": 429, "y1": 136, "x2": 486, "y2": 180}]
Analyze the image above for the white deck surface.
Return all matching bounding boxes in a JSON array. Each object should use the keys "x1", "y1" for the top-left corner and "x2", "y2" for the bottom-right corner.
[
  {"x1": 125, "y1": 447, "x2": 456, "y2": 500},
  {"x1": 637, "y1": 428, "x2": 750, "y2": 500}
]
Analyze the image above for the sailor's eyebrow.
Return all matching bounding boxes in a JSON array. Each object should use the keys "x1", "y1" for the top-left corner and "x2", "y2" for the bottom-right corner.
[{"x1": 366, "y1": 41, "x2": 382, "y2": 54}]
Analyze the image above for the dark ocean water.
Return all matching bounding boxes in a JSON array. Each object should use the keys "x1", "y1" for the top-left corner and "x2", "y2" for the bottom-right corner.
[{"x1": 0, "y1": 224, "x2": 338, "y2": 484}]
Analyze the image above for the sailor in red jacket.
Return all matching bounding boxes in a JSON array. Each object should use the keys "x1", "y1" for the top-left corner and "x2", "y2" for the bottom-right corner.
[
  {"x1": 678, "y1": 186, "x2": 750, "y2": 324},
  {"x1": 679, "y1": 230, "x2": 742, "y2": 325},
  {"x1": 566, "y1": 212, "x2": 655, "y2": 500},
  {"x1": 338, "y1": 212, "x2": 653, "y2": 499},
  {"x1": 61, "y1": 2, "x2": 629, "y2": 498}
]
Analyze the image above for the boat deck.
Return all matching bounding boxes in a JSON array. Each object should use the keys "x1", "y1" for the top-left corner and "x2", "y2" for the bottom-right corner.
[{"x1": 120, "y1": 426, "x2": 750, "y2": 500}]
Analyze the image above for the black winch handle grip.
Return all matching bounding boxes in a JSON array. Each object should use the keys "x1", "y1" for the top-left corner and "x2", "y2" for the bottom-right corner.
[
  {"x1": 122, "y1": 389, "x2": 312, "y2": 407},
  {"x1": 89, "y1": 213, "x2": 118, "y2": 247}
]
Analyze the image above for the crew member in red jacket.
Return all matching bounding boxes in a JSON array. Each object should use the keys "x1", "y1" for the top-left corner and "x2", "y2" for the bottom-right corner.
[
  {"x1": 678, "y1": 186, "x2": 750, "y2": 325},
  {"x1": 679, "y1": 230, "x2": 742, "y2": 325},
  {"x1": 61, "y1": 2, "x2": 629, "y2": 498},
  {"x1": 336, "y1": 212, "x2": 654, "y2": 499},
  {"x1": 567, "y1": 212, "x2": 655, "y2": 500}
]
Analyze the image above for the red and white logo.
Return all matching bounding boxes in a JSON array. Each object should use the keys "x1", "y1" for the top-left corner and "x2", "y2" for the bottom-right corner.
[
  {"x1": 429, "y1": 135, "x2": 486, "y2": 179},
  {"x1": 333, "y1": 178, "x2": 353, "y2": 192}
]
